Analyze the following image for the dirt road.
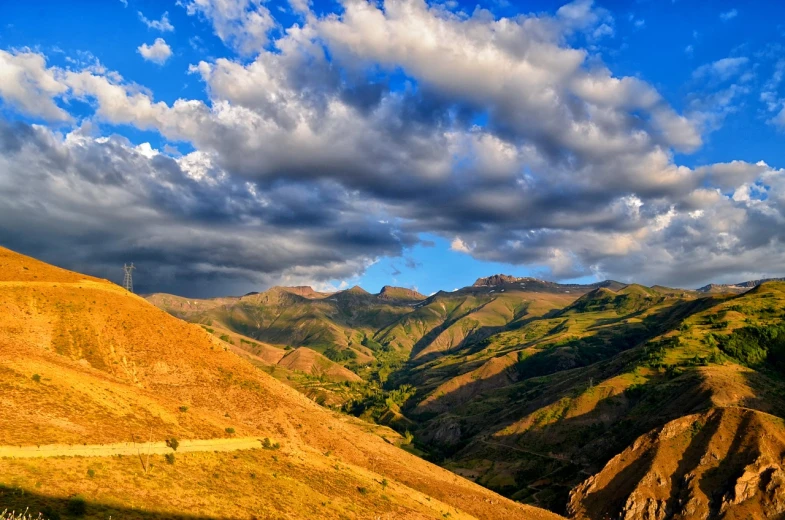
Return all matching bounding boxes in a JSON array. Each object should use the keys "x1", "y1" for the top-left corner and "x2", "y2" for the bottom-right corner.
[{"x1": 0, "y1": 437, "x2": 265, "y2": 459}]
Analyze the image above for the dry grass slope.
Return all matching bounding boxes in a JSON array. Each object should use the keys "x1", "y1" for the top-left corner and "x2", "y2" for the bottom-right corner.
[{"x1": 0, "y1": 246, "x2": 560, "y2": 520}]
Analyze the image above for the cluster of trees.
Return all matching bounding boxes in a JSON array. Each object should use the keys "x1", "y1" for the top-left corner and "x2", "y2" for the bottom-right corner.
[
  {"x1": 323, "y1": 347, "x2": 357, "y2": 362},
  {"x1": 717, "y1": 322, "x2": 785, "y2": 373}
]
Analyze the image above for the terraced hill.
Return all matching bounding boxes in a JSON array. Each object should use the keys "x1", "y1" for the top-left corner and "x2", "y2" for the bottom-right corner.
[{"x1": 0, "y1": 246, "x2": 559, "y2": 520}]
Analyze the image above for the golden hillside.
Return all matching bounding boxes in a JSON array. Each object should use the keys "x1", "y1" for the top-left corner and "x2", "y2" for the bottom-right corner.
[
  {"x1": 569, "y1": 407, "x2": 785, "y2": 519},
  {"x1": 0, "y1": 246, "x2": 560, "y2": 520}
]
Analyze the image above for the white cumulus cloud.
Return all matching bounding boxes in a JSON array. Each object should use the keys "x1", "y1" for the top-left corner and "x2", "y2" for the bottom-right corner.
[{"x1": 137, "y1": 38, "x2": 172, "y2": 64}]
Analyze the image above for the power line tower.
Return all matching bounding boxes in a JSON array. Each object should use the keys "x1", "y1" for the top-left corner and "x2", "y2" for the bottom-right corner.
[{"x1": 123, "y1": 263, "x2": 135, "y2": 293}]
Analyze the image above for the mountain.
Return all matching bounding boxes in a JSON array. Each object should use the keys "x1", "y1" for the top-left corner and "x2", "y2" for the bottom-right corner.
[
  {"x1": 378, "y1": 285, "x2": 426, "y2": 301},
  {"x1": 569, "y1": 407, "x2": 785, "y2": 519},
  {"x1": 397, "y1": 282, "x2": 785, "y2": 515},
  {"x1": 0, "y1": 245, "x2": 558, "y2": 520},
  {"x1": 146, "y1": 270, "x2": 785, "y2": 517},
  {"x1": 696, "y1": 277, "x2": 785, "y2": 294}
]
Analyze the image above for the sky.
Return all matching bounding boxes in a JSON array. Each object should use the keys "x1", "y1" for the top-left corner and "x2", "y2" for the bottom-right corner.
[{"x1": 1, "y1": 0, "x2": 785, "y2": 297}]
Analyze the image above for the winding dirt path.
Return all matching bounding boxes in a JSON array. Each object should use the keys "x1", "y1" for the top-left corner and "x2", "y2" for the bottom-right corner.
[{"x1": 0, "y1": 437, "x2": 265, "y2": 459}]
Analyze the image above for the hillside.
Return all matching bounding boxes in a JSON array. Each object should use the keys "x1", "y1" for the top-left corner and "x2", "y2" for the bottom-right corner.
[
  {"x1": 0, "y1": 246, "x2": 559, "y2": 520},
  {"x1": 399, "y1": 283, "x2": 785, "y2": 515},
  {"x1": 145, "y1": 268, "x2": 785, "y2": 517},
  {"x1": 569, "y1": 407, "x2": 785, "y2": 519},
  {"x1": 696, "y1": 277, "x2": 785, "y2": 294}
]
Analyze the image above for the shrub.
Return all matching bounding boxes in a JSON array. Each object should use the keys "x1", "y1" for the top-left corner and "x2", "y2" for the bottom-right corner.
[
  {"x1": 357, "y1": 486, "x2": 368, "y2": 495},
  {"x1": 225, "y1": 427, "x2": 235, "y2": 434},
  {"x1": 166, "y1": 438, "x2": 180, "y2": 451},
  {"x1": 66, "y1": 495, "x2": 87, "y2": 516},
  {"x1": 31, "y1": 374, "x2": 41, "y2": 383},
  {"x1": 179, "y1": 405, "x2": 188, "y2": 413},
  {"x1": 86, "y1": 469, "x2": 95, "y2": 478},
  {"x1": 261, "y1": 437, "x2": 280, "y2": 450},
  {"x1": 164, "y1": 453, "x2": 175, "y2": 465}
]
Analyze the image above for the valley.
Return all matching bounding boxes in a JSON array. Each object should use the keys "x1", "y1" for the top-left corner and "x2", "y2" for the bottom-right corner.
[
  {"x1": 147, "y1": 272, "x2": 785, "y2": 518},
  {"x1": 3, "y1": 243, "x2": 784, "y2": 519}
]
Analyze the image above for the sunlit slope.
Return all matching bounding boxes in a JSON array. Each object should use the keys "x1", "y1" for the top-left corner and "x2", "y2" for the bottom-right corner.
[
  {"x1": 0, "y1": 245, "x2": 561, "y2": 520},
  {"x1": 147, "y1": 285, "x2": 420, "y2": 361},
  {"x1": 375, "y1": 287, "x2": 578, "y2": 361},
  {"x1": 409, "y1": 282, "x2": 785, "y2": 515},
  {"x1": 404, "y1": 285, "x2": 697, "y2": 416},
  {"x1": 569, "y1": 407, "x2": 785, "y2": 519}
]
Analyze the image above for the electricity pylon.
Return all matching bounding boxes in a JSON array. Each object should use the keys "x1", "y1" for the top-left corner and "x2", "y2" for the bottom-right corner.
[{"x1": 123, "y1": 263, "x2": 135, "y2": 293}]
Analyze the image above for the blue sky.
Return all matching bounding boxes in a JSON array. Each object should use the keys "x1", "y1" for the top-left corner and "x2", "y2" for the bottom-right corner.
[{"x1": 1, "y1": 0, "x2": 784, "y2": 296}]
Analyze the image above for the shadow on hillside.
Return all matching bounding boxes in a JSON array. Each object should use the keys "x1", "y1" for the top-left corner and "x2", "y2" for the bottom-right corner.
[
  {"x1": 412, "y1": 296, "x2": 720, "y2": 416},
  {"x1": 737, "y1": 364, "x2": 785, "y2": 417},
  {"x1": 0, "y1": 485, "x2": 218, "y2": 520},
  {"x1": 698, "y1": 411, "x2": 754, "y2": 518},
  {"x1": 432, "y1": 366, "x2": 715, "y2": 515}
]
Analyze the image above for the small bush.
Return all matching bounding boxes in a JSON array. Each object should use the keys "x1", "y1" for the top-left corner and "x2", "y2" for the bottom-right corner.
[
  {"x1": 164, "y1": 453, "x2": 175, "y2": 465},
  {"x1": 86, "y1": 469, "x2": 95, "y2": 478},
  {"x1": 166, "y1": 438, "x2": 180, "y2": 451},
  {"x1": 179, "y1": 405, "x2": 188, "y2": 413},
  {"x1": 261, "y1": 437, "x2": 280, "y2": 450},
  {"x1": 357, "y1": 487, "x2": 368, "y2": 495},
  {"x1": 31, "y1": 374, "x2": 41, "y2": 383},
  {"x1": 66, "y1": 495, "x2": 87, "y2": 516},
  {"x1": 225, "y1": 427, "x2": 235, "y2": 434}
]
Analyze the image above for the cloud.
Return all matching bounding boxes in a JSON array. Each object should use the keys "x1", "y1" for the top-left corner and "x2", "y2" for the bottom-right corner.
[
  {"x1": 119, "y1": 0, "x2": 127, "y2": 7},
  {"x1": 693, "y1": 56, "x2": 749, "y2": 82},
  {"x1": 288, "y1": 0, "x2": 311, "y2": 15},
  {"x1": 137, "y1": 38, "x2": 172, "y2": 64},
  {"x1": 179, "y1": 0, "x2": 275, "y2": 55},
  {"x1": 138, "y1": 11, "x2": 175, "y2": 32},
  {"x1": 0, "y1": 119, "x2": 414, "y2": 296},
  {"x1": 450, "y1": 238, "x2": 471, "y2": 254},
  {"x1": 0, "y1": 49, "x2": 71, "y2": 121},
  {"x1": 720, "y1": 9, "x2": 738, "y2": 21},
  {"x1": 0, "y1": 1, "x2": 783, "y2": 292}
]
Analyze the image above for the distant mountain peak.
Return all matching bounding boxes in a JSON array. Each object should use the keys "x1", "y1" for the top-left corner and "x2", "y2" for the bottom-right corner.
[
  {"x1": 696, "y1": 277, "x2": 785, "y2": 294},
  {"x1": 472, "y1": 274, "x2": 529, "y2": 286},
  {"x1": 378, "y1": 285, "x2": 426, "y2": 300},
  {"x1": 344, "y1": 285, "x2": 370, "y2": 295}
]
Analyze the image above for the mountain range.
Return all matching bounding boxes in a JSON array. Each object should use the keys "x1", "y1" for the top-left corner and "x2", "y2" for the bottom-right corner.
[
  {"x1": 3, "y1": 244, "x2": 785, "y2": 519},
  {"x1": 145, "y1": 272, "x2": 785, "y2": 517}
]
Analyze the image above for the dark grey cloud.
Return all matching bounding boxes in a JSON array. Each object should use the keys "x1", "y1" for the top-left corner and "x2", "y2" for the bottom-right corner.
[
  {"x1": 0, "y1": 1, "x2": 784, "y2": 293},
  {"x1": 0, "y1": 119, "x2": 413, "y2": 297}
]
